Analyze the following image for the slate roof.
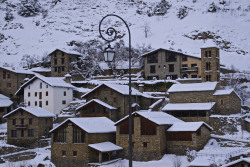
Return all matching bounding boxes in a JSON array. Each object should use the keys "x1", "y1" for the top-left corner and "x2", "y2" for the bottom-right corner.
[{"x1": 3, "y1": 107, "x2": 55, "y2": 118}]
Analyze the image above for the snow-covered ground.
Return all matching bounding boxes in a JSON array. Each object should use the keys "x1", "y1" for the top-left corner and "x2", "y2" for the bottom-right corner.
[{"x1": 0, "y1": 0, "x2": 250, "y2": 71}]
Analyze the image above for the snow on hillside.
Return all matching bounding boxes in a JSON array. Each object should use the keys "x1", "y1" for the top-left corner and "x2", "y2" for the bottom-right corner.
[{"x1": 0, "y1": 0, "x2": 250, "y2": 71}]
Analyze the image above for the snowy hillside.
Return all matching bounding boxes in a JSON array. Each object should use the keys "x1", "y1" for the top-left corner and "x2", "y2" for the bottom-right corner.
[{"x1": 0, "y1": 0, "x2": 250, "y2": 71}]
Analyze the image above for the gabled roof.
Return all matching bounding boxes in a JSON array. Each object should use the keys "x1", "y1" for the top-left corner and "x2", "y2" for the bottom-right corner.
[
  {"x1": 30, "y1": 67, "x2": 51, "y2": 72},
  {"x1": 167, "y1": 121, "x2": 213, "y2": 132},
  {"x1": 0, "y1": 66, "x2": 34, "y2": 75},
  {"x1": 15, "y1": 74, "x2": 74, "y2": 96},
  {"x1": 89, "y1": 142, "x2": 123, "y2": 152},
  {"x1": 140, "y1": 48, "x2": 201, "y2": 59},
  {"x1": 115, "y1": 110, "x2": 183, "y2": 126},
  {"x1": 81, "y1": 83, "x2": 155, "y2": 99},
  {"x1": 3, "y1": 107, "x2": 55, "y2": 118},
  {"x1": 76, "y1": 99, "x2": 117, "y2": 111},
  {"x1": 50, "y1": 117, "x2": 116, "y2": 134},
  {"x1": 221, "y1": 157, "x2": 250, "y2": 167},
  {"x1": 213, "y1": 89, "x2": 234, "y2": 95},
  {"x1": 162, "y1": 102, "x2": 216, "y2": 111},
  {"x1": 201, "y1": 40, "x2": 218, "y2": 49},
  {"x1": 0, "y1": 94, "x2": 13, "y2": 107},
  {"x1": 48, "y1": 48, "x2": 85, "y2": 57},
  {"x1": 168, "y1": 82, "x2": 218, "y2": 93}
]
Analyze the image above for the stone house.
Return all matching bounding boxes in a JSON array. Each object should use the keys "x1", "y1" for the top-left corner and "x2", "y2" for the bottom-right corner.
[
  {"x1": 76, "y1": 99, "x2": 118, "y2": 121},
  {"x1": 0, "y1": 66, "x2": 34, "y2": 101},
  {"x1": 162, "y1": 102, "x2": 216, "y2": 123},
  {"x1": 3, "y1": 107, "x2": 54, "y2": 147},
  {"x1": 49, "y1": 49, "x2": 84, "y2": 77},
  {"x1": 245, "y1": 117, "x2": 250, "y2": 133},
  {"x1": 0, "y1": 94, "x2": 13, "y2": 123},
  {"x1": 221, "y1": 157, "x2": 250, "y2": 167},
  {"x1": 30, "y1": 67, "x2": 51, "y2": 77},
  {"x1": 115, "y1": 111, "x2": 183, "y2": 161},
  {"x1": 81, "y1": 83, "x2": 161, "y2": 121},
  {"x1": 50, "y1": 117, "x2": 121, "y2": 167},
  {"x1": 15, "y1": 74, "x2": 74, "y2": 115},
  {"x1": 141, "y1": 48, "x2": 202, "y2": 80},
  {"x1": 167, "y1": 82, "x2": 241, "y2": 115},
  {"x1": 166, "y1": 122, "x2": 213, "y2": 154}
]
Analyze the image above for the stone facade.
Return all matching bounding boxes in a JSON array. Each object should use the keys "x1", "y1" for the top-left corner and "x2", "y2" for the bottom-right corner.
[
  {"x1": 0, "y1": 67, "x2": 34, "y2": 101},
  {"x1": 5, "y1": 108, "x2": 53, "y2": 147},
  {"x1": 201, "y1": 47, "x2": 220, "y2": 82},
  {"x1": 83, "y1": 84, "x2": 158, "y2": 121},
  {"x1": 116, "y1": 115, "x2": 170, "y2": 161},
  {"x1": 49, "y1": 49, "x2": 80, "y2": 77},
  {"x1": 51, "y1": 122, "x2": 116, "y2": 167},
  {"x1": 245, "y1": 119, "x2": 250, "y2": 133},
  {"x1": 166, "y1": 125, "x2": 211, "y2": 155},
  {"x1": 142, "y1": 48, "x2": 202, "y2": 80},
  {"x1": 0, "y1": 107, "x2": 11, "y2": 123}
]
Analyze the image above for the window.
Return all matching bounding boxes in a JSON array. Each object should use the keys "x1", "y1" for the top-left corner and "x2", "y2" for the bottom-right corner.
[
  {"x1": 21, "y1": 119, "x2": 24, "y2": 125},
  {"x1": 73, "y1": 126, "x2": 85, "y2": 143},
  {"x1": 7, "y1": 83, "x2": 11, "y2": 88},
  {"x1": 46, "y1": 101, "x2": 48, "y2": 106},
  {"x1": 166, "y1": 52, "x2": 177, "y2": 62},
  {"x1": 147, "y1": 53, "x2": 158, "y2": 63},
  {"x1": 182, "y1": 64, "x2": 188, "y2": 69},
  {"x1": 35, "y1": 101, "x2": 37, "y2": 106},
  {"x1": 62, "y1": 52, "x2": 64, "y2": 56},
  {"x1": 39, "y1": 92, "x2": 42, "y2": 99},
  {"x1": 46, "y1": 91, "x2": 48, "y2": 96},
  {"x1": 206, "y1": 62, "x2": 211, "y2": 70},
  {"x1": 182, "y1": 55, "x2": 187, "y2": 61},
  {"x1": 114, "y1": 97, "x2": 117, "y2": 102},
  {"x1": 73, "y1": 151, "x2": 77, "y2": 157},
  {"x1": 54, "y1": 128, "x2": 67, "y2": 143},
  {"x1": 62, "y1": 150, "x2": 66, "y2": 157},
  {"x1": 46, "y1": 85, "x2": 48, "y2": 88},
  {"x1": 169, "y1": 64, "x2": 174, "y2": 72},
  {"x1": 54, "y1": 59, "x2": 57, "y2": 65},
  {"x1": 221, "y1": 99, "x2": 223, "y2": 105},
  {"x1": 21, "y1": 111, "x2": 23, "y2": 115},
  {"x1": 206, "y1": 75, "x2": 211, "y2": 81},
  {"x1": 11, "y1": 130, "x2": 17, "y2": 137},
  {"x1": 62, "y1": 100, "x2": 66, "y2": 104},
  {"x1": 12, "y1": 119, "x2": 16, "y2": 125},
  {"x1": 28, "y1": 101, "x2": 30, "y2": 106},
  {"x1": 7, "y1": 74, "x2": 11, "y2": 78},
  {"x1": 35, "y1": 92, "x2": 37, "y2": 97},
  {"x1": 58, "y1": 67, "x2": 61, "y2": 73},
  {"x1": 21, "y1": 130, "x2": 24, "y2": 137},
  {"x1": 28, "y1": 129, "x2": 34, "y2": 137},
  {"x1": 64, "y1": 91, "x2": 66, "y2": 96},
  {"x1": 39, "y1": 101, "x2": 42, "y2": 107},
  {"x1": 40, "y1": 83, "x2": 42, "y2": 89},
  {"x1": 61, "y1": 58, "x2": 65, "y2": 64},
  {"x1": 54, "y1": 52, "x2": 57, "y2": 57},
  {"x1": 3, "y1": 71, "x2": 6, "y2": 79},
  {"x1": 143, "y1": 142, "x2": 148, "y2": 148},
  {"x1": 29, "y1": 118, "x2": 32, "y2": 125},
  {"x1": 191, "y1": 64, "x2": 197, "y2": 68},
  {"x1": 166, "y1": 75, "x2": 177, "y2": 80},
  {"x1": 28, "y1": 92, "x2": 30, "y2": 97},
  {"x1": 150, "y1": 65, "x2": 156, "y2": 73},
  {"x1": 205, "y1": 51, "x2": 211, "y2": 57},
  {"x1": 62, "y1": 67, "x2": 65, "y2": 72},
  {"x1": 191, "y1": 75, "x2": 197, "y2": 78},
  {"x1": 54, "y1": 67, "x2": 57, "y2": 72}
]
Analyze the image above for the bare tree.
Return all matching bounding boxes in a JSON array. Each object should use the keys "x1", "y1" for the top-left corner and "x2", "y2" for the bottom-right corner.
[
  {"x1": 142, "y1": 22, "x2": 151, "y2": 38},
  {"x1": 19, "y1": 54, "x2": 40, "y2": 69}
]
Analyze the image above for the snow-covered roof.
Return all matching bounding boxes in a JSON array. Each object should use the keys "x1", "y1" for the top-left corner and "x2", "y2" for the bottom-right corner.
[
  {"x1": 115, "y1": 110, "x2": 183, "y2": 126},
  {"x1": 0, "y1": 94, "x2": 13, "y2": 107},
  {"x1": 245, "y1": 118, "x2": 250, "y2": 123},
  {"x1": 201, "y1": 40, "x2": 218, "y2": 49},
  {"x1": 82, "y1": 83, "x2": 156, "y2": 99},
  {"x1": 15, "y1": 74, "x2": 74, "y2": 96},
  {"x1": 0, "y1": 66, "x2": 34, "y2": 75},
  {"x1": 213, "y1": 89, "x2": 234, "y2": 95},
  {"x1": 221, "y1": 157, "x2": 250, "y2": 167},
  {"x1": 162, "y1": 102, "x2": 216, "y2": 111},
  {"x1": 30, "y1": 67, "x2": 51, "y2": 72},
  {"x1": 3, "y1": 107, "x2": 55, "y2": 118},
  {"x1": 167, "y1": 122, "x2": 213, "y2": 132},
  {"x1": 168, "y1": 82, "x2": 218, "y2": 93},
  {"x1": 48, "y1": 48, "x2": 85, "y2": 57},
  {"x1": 88, "y1": 142, "x2": 123, "y2": 152},
  {"x1": 76, "y1": 99, "x2": 117, "y2": 111},
  {"x1": 99, "y1": 61, "x2": 141, "y2": 70},
  {"x1": 50, "y1": 117, "x2": 116, "y2": 134},
  {"x1": 189, "y1": 157, "x2": 212, "y2": 166}
]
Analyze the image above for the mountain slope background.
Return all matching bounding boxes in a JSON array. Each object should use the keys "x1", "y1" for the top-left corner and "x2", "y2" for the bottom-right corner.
[{"x1": 0, "y1": 0, "x2": 250, "y2": 71}]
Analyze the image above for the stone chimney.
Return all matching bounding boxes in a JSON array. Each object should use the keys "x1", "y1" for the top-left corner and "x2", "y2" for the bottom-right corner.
[
  {"x1": 138, "y1": 84, "x2": 144, "y2": 93},
  {"x1": 64, "y1": 74, "x2": 72, "y2": 83}
]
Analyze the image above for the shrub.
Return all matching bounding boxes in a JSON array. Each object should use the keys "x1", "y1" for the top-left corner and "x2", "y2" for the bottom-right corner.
[
  {"x1": 208, "y1": 2, "x2": 217, "y2": 12},
  {"x1": 153, "y1": 0, "x2": 171, "y2": 16},
  {"x1": 177, "y1": 6, "x2": 189, "y2": 19},
  {"x1": 18, "y1": 0, "x2": 43, "y2": 17},
  {"x1": 5, "y1": 10, "x2": 14, "y2": 21}
]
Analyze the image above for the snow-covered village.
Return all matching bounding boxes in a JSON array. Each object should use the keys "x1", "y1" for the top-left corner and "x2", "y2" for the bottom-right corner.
[{"x1": 0, "y1": 0, "x2": 250, "y2": 166}]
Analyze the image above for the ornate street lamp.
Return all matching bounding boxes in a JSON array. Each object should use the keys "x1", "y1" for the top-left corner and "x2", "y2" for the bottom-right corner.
[
  {"x1": 99, "y1": 14, "x2": 133, "y2": 167},
  {"x1": 103, "y1": 44, "x2": 115, "y2": 62}
]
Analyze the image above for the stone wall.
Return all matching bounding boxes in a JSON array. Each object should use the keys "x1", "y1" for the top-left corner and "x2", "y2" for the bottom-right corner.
[
  {"x1": 51, "y1": 122, "x2": 116, "y2": 167},
  {"x1": 166, "y1": 126, "x2": 211, "y2": 155},
  {"x1": 116, "y1": 116, "x2": 169, "y2": 161},
  {"x1": 169, "y1": 91, "x2": 214, "y2": 103}
]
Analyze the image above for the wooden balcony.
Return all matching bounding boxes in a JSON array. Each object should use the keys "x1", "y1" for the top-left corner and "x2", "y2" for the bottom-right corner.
[{"x1": 15, "y1": 124, "x2": 28, "y2": 129}]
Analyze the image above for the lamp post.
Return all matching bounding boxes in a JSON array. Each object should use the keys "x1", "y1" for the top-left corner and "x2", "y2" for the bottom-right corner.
[{"x1": 99, "y1": 14, "x2": 133, "y2": 167}]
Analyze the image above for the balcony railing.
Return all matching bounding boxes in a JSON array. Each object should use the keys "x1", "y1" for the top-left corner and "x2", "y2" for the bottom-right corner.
[
  {"x1": 181, "y1": 67, "x2": 198, "y2": 73},
  {"x1": 15, "y1": 124, "x2": 28, "y2": 129}
]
